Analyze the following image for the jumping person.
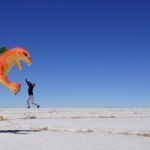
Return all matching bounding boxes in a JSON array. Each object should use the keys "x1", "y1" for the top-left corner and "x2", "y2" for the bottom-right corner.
[{"x1": 25, "y1": 79, "x2": 40, "y2": 108}]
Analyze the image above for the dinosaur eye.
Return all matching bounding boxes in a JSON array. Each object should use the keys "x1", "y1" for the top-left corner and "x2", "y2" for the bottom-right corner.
[{"x1": 23, "y1": 52, "x2": 28, "y2": 56}]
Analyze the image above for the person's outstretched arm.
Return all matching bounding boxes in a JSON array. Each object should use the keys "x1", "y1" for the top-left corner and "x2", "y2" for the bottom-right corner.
[{"x1": 25, "y1": 79, "x2": 31, "y2": 86}]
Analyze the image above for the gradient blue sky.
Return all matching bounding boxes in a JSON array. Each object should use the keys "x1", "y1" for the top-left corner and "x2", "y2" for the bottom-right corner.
[{"x1": 0, "y1": 0, "x2": 150, "y2": 107}]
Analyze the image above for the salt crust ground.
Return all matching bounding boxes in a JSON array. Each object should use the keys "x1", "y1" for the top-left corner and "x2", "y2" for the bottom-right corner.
[{"x1": 0, "y1": 108, "x2": 150, "y2": 150}]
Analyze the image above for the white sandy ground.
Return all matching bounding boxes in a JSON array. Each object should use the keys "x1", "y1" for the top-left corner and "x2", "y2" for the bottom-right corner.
[{"x1": 0, "y1": 108, "x2": 150, "y2": 150}]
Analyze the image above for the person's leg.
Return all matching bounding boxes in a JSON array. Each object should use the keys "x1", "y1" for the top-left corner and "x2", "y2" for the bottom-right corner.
[
  {"x1": 30, "y1": 95, "x2": 39, "y2": 108},
  {"x1": 27, "y1": 95, "x2": 31, "y2": 108}
]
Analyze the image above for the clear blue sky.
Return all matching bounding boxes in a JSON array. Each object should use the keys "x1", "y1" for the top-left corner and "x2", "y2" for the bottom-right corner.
[{"x1": 0, "y1": 0, "x2": 150, "y2": 107}]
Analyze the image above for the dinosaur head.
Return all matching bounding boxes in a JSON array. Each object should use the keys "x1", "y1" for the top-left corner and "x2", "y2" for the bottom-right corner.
[{"x1": 16, "y1": 47, "x2": 32, "y2": 66}]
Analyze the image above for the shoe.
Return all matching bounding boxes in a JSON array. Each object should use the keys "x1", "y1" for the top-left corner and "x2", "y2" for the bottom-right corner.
[
  {"x1": 37, "y1": 105, "x2": 40, "y2": 108},
  {"x1": 27, "y1": 106, "x2": 30, "y2": 108}
]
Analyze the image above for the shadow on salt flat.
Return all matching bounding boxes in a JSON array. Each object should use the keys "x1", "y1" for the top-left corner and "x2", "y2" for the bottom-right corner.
[{"x1": 0, "y1": 129, "x2": 41, "y2": 135}]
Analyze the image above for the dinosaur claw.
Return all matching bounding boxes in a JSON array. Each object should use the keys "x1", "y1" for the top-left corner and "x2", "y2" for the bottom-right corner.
[{"x1": 9, "y1": 83, "x2": 21, "y2": 95}]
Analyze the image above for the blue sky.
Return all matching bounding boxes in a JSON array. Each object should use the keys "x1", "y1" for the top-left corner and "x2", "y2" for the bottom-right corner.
[{"x1": 0, "y1": 0, "x2": 150, "y2": 107}]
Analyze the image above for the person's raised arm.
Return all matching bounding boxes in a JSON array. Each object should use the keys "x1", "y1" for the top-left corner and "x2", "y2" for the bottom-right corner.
[{"x1": 25, "y1": 79, "x2": 31, "y2": 86}]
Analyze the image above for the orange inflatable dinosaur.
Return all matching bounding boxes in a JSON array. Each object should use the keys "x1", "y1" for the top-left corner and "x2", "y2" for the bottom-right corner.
[{"x1": 0, "y1": 47, "x2": 32, "y2": 95}]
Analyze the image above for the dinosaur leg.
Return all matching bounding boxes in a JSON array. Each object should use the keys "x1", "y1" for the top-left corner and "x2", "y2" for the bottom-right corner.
[{"x1": 0, "y1": 67, "x2": 21, "y2": 95}]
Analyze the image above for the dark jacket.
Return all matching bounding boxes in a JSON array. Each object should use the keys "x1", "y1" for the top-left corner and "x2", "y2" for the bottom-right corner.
[{"x1": 25, "y1": 79, "x2": 34, "y2": 95}]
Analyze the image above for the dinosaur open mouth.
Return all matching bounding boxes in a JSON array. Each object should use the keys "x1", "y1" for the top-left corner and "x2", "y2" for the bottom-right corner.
[
  {"x1": 27, "y1": 57, "x2": 32, "y2": 66},
  {"x1": 22, "y1": 57, "x2": 32, "y2": 66}
]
